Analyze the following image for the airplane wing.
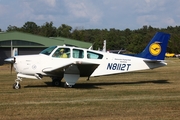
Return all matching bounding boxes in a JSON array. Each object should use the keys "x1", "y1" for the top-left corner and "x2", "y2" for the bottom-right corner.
[
  {"x1": 42, "y1": 62, "x2": 73, "y2": 73},
  {"x1": 76, "y1": 62, "x2": 99, "y2": 77},
  {"x1": 42, "y1": 61, "x2": 100, "y2": 77}
]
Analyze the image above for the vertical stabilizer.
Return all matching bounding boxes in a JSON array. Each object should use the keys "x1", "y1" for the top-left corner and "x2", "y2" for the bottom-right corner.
[{"x1": 136, "y1": 32, "x2": 170, "y2": 60}]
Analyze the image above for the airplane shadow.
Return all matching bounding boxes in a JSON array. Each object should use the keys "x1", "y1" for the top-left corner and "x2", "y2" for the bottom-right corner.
[
  {"x1": 24, "y1": 79, "x2": 170, "y2": 89},
  {"x1": 74, "y1": 79, "x2": 170, "y2": 89}
]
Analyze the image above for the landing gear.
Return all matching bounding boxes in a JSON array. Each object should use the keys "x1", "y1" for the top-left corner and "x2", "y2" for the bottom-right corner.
[
  {"x1": 63, "y1": 65, "x2": 80, "y2": 88},
  {"x1": 13, "y1": 77, "x2": 22, "y2": 89},
  {"x1": 51, "y1": 75, "x2": 63, "y2": 87},
  {"x1": 13, "y1": 82, "x2": 21, "y2": 89},
  {"x1": 64, "y1": 82, "x2": 73, "y2": 88},
  {"x1": 52, "y1": 79, "x2": 61, "y2": 86}
]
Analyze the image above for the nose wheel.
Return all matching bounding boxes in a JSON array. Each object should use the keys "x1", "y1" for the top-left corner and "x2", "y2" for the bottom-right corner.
[
  {"x1": 13, "y1": 77, "x2": 22, "y2": 89},
  {"x1": 13, "y1": 82, "x2": 21, "y2": 89}
]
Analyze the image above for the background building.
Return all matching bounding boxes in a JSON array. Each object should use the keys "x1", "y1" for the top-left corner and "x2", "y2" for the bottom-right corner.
[{"x1": 0, "y1": 31, "x2": 92, "y2": 65}]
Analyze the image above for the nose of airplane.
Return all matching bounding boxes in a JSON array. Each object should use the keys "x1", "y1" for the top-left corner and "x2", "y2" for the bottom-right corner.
[{"x1": 4, "y1": 57, "x2": 16, "y2": 63}]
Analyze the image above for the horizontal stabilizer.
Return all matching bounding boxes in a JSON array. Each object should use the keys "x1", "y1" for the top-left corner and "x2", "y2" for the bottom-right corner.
[
  {"x1": 143, "y1": 59, "x2": 167, "y2": 69},
  {"x1": 143, "y1": 59, "x2": 164, "y2": 63}
]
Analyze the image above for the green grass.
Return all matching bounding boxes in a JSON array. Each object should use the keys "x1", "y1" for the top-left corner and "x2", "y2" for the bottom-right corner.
[{"x1": 0, "y1": 58, "x2": 180, "y2": 120}]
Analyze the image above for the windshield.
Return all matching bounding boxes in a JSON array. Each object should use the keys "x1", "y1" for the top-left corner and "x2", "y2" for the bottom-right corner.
[{"x1": 40, "y1": 46, "x2": 57, "y2": 55}]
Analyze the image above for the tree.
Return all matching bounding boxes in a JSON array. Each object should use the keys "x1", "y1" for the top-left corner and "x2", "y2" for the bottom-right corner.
[
  {"x1": 22, "y1": 21, "x2": 39, "y2": 34},
  {"x1": 57, "y1": 24, "x2": 72, "y2": 37},
  {"x1": 39, "y1": 21, "x2": 57, "y2": 37},
  {"x1": 71, "y1": 29, "x2": 83, "y2": 40},
  {"x1": 6, "y1": 25, "x2": 19, "y2": 32}
]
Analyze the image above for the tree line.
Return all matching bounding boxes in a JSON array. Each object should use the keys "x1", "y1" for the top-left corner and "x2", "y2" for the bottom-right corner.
[{"x1": 0, "y1": 21, "x2": 180, "y2": 54}]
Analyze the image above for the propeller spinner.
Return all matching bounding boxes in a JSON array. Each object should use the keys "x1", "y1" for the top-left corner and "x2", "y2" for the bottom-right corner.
[{"x1": 4, "y1": 57, "x2": 16, "y2": 74}]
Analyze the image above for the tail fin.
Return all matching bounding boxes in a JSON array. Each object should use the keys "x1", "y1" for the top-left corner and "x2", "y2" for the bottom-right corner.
[{"x1": 136, "y1": 32, "x2": 170, "y2": 60}]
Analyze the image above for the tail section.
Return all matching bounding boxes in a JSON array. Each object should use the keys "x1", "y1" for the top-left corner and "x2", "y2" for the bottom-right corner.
[{"x1": 136, "y1": 32, "x2": 170, "y2": 60}]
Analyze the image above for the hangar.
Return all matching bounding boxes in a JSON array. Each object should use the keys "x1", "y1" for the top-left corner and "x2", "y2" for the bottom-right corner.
[{"x1": 0, "y1": 31, "x2": 92, "y2": 65}]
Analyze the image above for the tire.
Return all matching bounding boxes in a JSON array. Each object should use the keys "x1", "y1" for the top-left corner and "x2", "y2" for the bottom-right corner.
[
  {"x1": 13, "y1": 83, "x2": 21, "y2": 89},
  {"x1": 52, "y1": 80, "x2": 61, "y2": 86}
]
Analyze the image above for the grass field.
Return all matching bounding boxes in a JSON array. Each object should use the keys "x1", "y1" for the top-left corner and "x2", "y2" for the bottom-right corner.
[{"x1": 0, "y1": 58, "x2": 180, "y2": 120}]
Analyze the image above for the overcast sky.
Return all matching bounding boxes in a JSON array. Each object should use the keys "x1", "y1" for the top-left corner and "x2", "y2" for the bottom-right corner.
[{"x1": 0, "y1": 0, "x2": 180, "y2": 31}]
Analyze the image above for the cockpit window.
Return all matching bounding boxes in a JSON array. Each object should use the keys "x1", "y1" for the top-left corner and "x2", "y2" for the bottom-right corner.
[
  {"x1": 52, "y1": 48, "x2": 70, "y2": 58},
  {"x1": 40, "y1": 46, "x2": 57, "y2": 55},
  {"x1": 87, "y1": 51, "x2": 103, "y2": 59}
]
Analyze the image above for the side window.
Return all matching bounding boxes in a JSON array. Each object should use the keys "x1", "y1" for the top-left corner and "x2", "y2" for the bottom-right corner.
[
  {"x1": 52, "y1": 48, "x2": 70, "y2": 58},
  {"x1": 87, "y1": 51, "x2": 103, "y2": 59},
  {"x1": 73, "y1": 49, "x2": 84, "y2": 58}
]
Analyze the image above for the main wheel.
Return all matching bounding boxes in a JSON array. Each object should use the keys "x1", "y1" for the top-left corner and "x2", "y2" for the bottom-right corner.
[
  {"x1": 51, "y1": 74, "x2": 64, "y2": 87},
  {"x1": 64, "y1": 82, "x2": 73, "y2": 88},
  {"x1": 13, "y1": 83, "x2": 21, "y2": 89},
  {"x1": 52, "y1": 79, "x2": 61, "y2": 86}
]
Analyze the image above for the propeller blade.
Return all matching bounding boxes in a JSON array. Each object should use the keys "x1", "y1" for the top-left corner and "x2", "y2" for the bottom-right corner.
[
  {"x1": 11, "y1": 63, "x2": 13, "y2": 74},
  {"x1": 4, "y1": 57, "x2": 15, "y2": 74}
]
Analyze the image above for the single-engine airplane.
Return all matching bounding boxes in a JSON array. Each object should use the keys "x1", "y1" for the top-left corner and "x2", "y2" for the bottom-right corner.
[{"x1": 4, "y1": 32, "x2": 170, "y2": 89}]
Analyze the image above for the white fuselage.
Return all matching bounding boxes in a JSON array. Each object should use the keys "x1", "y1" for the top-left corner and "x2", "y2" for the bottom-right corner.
[{"x1": 13, "y1": 46, "x2": 166, "y2": 79}]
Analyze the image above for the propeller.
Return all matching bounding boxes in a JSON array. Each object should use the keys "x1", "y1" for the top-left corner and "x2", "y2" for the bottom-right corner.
[{"x1": 4, "y1": 57, "x2": 16, "y2": 74}]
